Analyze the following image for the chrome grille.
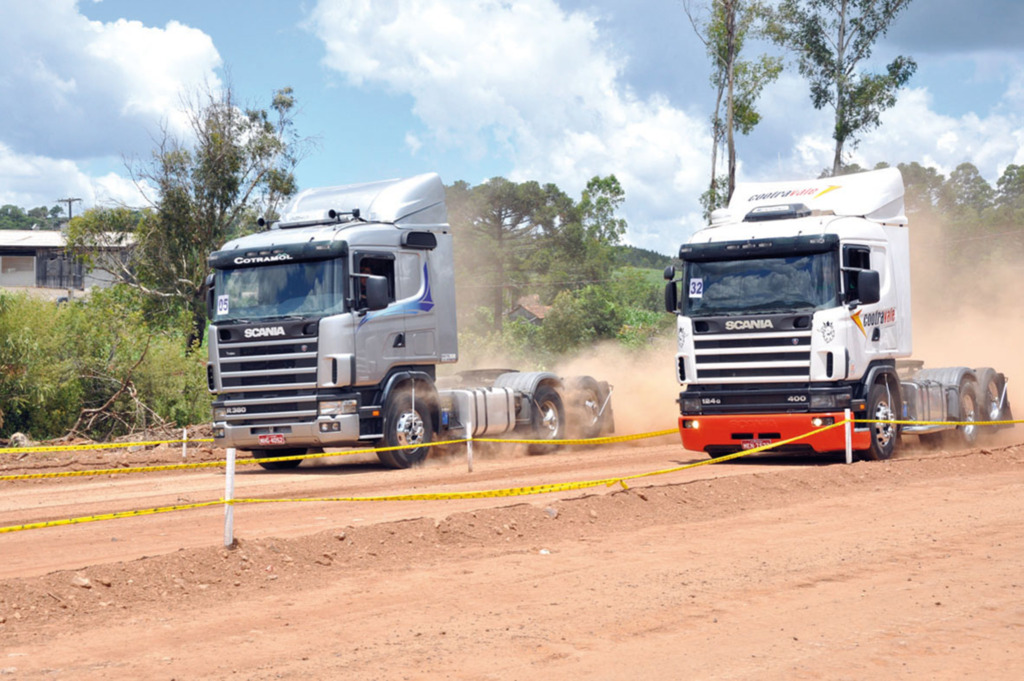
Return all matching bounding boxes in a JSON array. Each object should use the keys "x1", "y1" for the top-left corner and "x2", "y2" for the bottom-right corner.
[
  {"x1": 216, "y1": 336, "x2": 319, "y2": 425},
  {"x1": 693, "y1": 331, "x2": 812, "y2": 383}
]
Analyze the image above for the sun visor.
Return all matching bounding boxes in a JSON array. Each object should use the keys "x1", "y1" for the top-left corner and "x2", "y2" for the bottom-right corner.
[
  {"x1": 729, "y1": 167, "x2": 907, "y2": 225},
  {"x1": 278, "y1": 173, "x2": 446, "y2": 228}
]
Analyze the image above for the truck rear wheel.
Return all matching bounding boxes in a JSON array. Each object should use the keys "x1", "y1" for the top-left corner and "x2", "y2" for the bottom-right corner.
[
  {"x1": 953, "y1": 378, "x2": 980, "y2": 446},
  {"x1": 528, "y1": 384, "x2": 565, "y2": 454},
  {"x1": 863, "y1": 383, "x2": 897, "y2": 461},
  {"x1": 975, "y1": 368, "x2": 1004, "y2": 435},
  {"x1": 378, "y1": 389, "x2": 434, "y2": 469},
  {"x1": 252, "y1": 448, "x2": 305, "y2": 470},
  {"x1": 566, "y1": 376, "x2": 610, "y2": 439}
]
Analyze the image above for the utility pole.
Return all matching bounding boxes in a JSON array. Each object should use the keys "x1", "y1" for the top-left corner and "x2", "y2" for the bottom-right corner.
[{"x1": 56, "y1": 197, "x2": 82, "y2": 221}]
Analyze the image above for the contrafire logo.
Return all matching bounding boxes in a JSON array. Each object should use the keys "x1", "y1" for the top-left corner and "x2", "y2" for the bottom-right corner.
[
  {"x1": 746, "y1": 185, "x2": 841, "y2": 202},
  {"x1": 850, "y1": 308, "x2": 897, "y2": 337}
]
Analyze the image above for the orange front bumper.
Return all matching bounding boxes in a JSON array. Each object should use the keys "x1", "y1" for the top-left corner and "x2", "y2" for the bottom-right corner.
[{"x1": 678, "y1": 412, "x2": 868, "y2": 454}]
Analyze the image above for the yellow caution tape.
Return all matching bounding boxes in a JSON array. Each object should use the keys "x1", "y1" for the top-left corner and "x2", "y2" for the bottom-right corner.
[
  {"x1": 0, "y1": 500, "x2": 223, "y2": 534},
  {"x1": 0, "y1": 430, "x2": 674, "y2": 482},
  {"x1": 474, "y1": 428, "x2": 679, "y2": 446},
  {"x1": 2, "y1": 416, "x2": 1021, "y2": 534},
  {"x1": 2, "y1": 438, "x2": 215, "y2": 455},
  {"x1": 852, "y1": 418, "x2": 1021, "y2": 427}
]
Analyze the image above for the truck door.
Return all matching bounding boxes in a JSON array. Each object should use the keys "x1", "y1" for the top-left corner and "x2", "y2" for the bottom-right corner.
[
  {"x1": 843, "y1": 243, "x2": 899, "y2": 365},
  {"x1": 351, "y1": 252, "x2": 402, "y2": 385},
  {"x1": 395, "y1": 250, "x2": 440, "y2": 365}
]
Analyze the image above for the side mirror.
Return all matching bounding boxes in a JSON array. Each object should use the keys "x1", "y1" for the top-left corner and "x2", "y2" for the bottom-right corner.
[
  {"x1": 857, "y1": 270, "x2": 880, "y2": 306},
  {"x1": 663, "y1": 265, "x2": 676, "y2": 281},
  {"x1": 664, "y1": 281, "x2": 678, "y2": 313},
  {"x1": 364, "y1": 275, "x2": 389, "y2": 311},
  {"x1": 204, "y1": 273, "x2": 216, "y2": 319}
]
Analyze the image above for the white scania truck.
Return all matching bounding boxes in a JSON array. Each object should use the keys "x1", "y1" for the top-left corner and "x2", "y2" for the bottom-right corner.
[
  {"x1": 205, "y1": 173, "x2": 613, "y2": 469},
  {"x1": 664, "y1": 168, "x2": 1012, "y2": 460}
]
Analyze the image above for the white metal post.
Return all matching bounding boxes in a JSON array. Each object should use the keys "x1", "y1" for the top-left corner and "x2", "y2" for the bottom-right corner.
[
  {"x1": 224, "y1": 447, "x2": 236, "y2": 547},
  {"x1": 844, "y1": 408, "x2": 853, "y2": 464},
  {"x1": 181, "y1": 427, "x2": 187, "y2": 459}
]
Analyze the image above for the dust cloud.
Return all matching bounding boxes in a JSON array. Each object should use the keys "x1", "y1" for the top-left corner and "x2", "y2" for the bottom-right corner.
[
  {"x1": 908, "y1": 216, "x2": 1024, "y2": 415},
  {"x1": 554, "y1": 338, "x2": 682, "y2": 442}
]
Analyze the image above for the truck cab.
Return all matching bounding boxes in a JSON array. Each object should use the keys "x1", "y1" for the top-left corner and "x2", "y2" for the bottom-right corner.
[
  {"x1": 206, "y1": 173, "x2": 458, "y2": 468},
  {"x1": 665, "y1": 168, "x2": 1009, "y2": 460},
  {"x1": 206, "y1": 173, "x2": 615, "y2": 470}
]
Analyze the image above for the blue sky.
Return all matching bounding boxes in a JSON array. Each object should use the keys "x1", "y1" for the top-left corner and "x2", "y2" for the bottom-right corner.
[{"x1": 2, "y1": 0, "x2": 1024, "y2": 255}]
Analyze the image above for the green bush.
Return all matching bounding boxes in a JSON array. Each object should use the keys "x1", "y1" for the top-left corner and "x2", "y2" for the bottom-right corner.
[{"x1": 0, "y1": 288, "x2": 210, "y2": 441}]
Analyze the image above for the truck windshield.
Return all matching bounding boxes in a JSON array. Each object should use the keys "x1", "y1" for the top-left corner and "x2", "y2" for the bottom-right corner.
[
  {"x1": 683, "y1": 251, "x2": 839, "y2": 317},
  {"x1": 213, "y1": 259, "x2": 344, "y2": 322}
]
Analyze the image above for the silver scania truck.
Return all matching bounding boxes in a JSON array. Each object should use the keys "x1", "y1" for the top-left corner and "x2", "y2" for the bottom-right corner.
[{"x1": 205, "y1": 173, "x2": 613, "y2": 469}]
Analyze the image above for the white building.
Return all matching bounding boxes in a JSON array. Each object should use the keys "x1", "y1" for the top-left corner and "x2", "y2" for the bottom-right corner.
[{"x1": 0, "y1": 230, "x2": 122, "y2": 297}]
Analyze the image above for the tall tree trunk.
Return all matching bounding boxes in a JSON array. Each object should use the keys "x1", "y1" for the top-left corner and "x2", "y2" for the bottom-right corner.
[
  {"x1": 831, "y1": 0, "x2": 849, "y2": 176},
  {"x1": 725, "y1": 0, "x2": 738, "y2": 202},
  {"x1": 493, "y1": 215, "x2": 504, "y2": 333}
]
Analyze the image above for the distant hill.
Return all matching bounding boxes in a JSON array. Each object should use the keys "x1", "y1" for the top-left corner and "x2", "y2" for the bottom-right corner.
[{"x1": 613, "y1": 244, "x2": 673, "y2": 269}]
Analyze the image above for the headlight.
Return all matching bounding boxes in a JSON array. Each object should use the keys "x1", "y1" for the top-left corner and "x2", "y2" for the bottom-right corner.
[
  {"x1": 810, "y1": 393, "x2": 836, "y2": 409},
  {"x1": 213, "y1": 407, "x2": 228, "y2": 419},
  {"x1": 320, "y1": 399, "x2": 357, "y2": 416},
  {"x1": 680, "y1": 396, "x2": 702, "y2": 413}
]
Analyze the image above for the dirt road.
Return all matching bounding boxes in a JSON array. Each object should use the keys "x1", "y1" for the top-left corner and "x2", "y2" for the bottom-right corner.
[{"x1": 2, "y1": 435, "x2": 1023, "y2": 680}]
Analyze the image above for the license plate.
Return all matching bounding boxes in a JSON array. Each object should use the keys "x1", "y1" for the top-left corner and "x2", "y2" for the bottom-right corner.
[
  {"x1": 258, "y1": 434, "x2": 287, "y2": 446},
  {"x1": 741, "y1": 439, "x2": 772, "y2": 450}
]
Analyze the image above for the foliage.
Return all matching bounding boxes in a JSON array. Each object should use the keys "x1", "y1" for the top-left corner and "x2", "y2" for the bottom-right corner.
[
  {"x1": 0, "y1": 288, "x2": 209, "y2": 441},
  {"x1": 612, "y1": 244, "x2": 672, "y2": 269},
  {"x1": 0, "y1": 204, "x2": 65, "y2": 231},
  {"x1": 448, "y1": 175, "x2": 629, "y2": 335},
  {"x1": 771, "y1": 0, "x2": 917, "y2": 175},
  {"x1": 686, "y1": 0, "x2": 782, "y2": 209},
  {"x1": 65, "y1": 85, "x2": 304, "y2": 347}
]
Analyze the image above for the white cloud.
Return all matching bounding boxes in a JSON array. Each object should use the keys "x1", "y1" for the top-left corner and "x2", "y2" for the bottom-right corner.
[
  {"x1": 0, "y1": 142, "x2": 151, "y2": 209},
  {"x1": 308, "y1": 0, "x2": 712, "y2": 254},
  {"x1": 0, "y1": 0, "x2": 221, "y2": 212},
  {"x1": 0, "y1": 1, "x2": 222, "y2": 159},
  {"x1": 744, "y1": 65, "x2": 1024, "y2": 191},
  {"x1": 826, "y1": 87, "x2": 1024, "y2": 183}
]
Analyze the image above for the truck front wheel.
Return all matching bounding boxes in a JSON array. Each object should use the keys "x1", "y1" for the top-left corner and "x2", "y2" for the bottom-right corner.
[
  {"x1": 252, "y1": 448, "x2": 305, "y2": 470},
  {"x1": 864, "y1": 383, "x2": 897, "y2": 461},
  {"x1": 378, "y1": 389, "x2": 434, "y2": 469}
]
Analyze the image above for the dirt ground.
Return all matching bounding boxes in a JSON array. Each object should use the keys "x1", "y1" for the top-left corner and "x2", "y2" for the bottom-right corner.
[{"x1": 1, "y1": 427, "x2": 1023, "y2": 680}]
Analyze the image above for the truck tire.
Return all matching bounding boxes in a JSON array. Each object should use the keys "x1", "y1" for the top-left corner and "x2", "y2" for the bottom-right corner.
[
  {"x1": 528, "y1": 384, "x2": 565, "y2": 454},
  {"x1": 975, "y1": 368, "x2": 1004, "y2": 434},
  {"x1": 378, "y1": 388, "x2": 434, "y2": 469},
  {"x1": 953, "y1": 378, "x2": 980, "y2": 446},
  {"x1": 566, "y1": 376, "x2": 609, "y2": 439},
  {"x1": 863, "y1": 383, "x2": 897, "y2": 461},
  {"x1": 252, "y1": 448, "x2": 305, "y2": 470}
]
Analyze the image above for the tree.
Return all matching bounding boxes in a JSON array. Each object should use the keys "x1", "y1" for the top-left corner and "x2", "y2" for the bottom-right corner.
[
  {"x1": 939, "y1": 162, "x2": 993, "y2": 219},
  {"x1": 68, "y1": 85, "x2": 304, "y2": 348},
  {"x1": 995, "y1": 164, "x2": 1024, "y2": 211},
  {"x1": 536, "y1": 175, "x2": 628, "y2": 294},
  {"x1": 772, "y1": 0, "x2": 917, "y2": 175},
  {"x1": 686, "y1": 1, "x2": 782, "y2": 214},
  {"x1": 897, "y1": 161, "x2": 944, "y2": 215},
  {"x1": 0, "y1": 204, "x2": 63, "y2": 230},
  {"x1": 449, "y1": 177, "x2": 570, "y2": 333}
]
